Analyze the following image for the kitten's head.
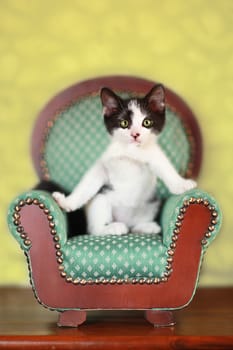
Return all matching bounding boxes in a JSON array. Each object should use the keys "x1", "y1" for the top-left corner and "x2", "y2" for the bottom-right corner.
[{"x1": 100, "y1": 84, "x2": 165, "y2": 146}]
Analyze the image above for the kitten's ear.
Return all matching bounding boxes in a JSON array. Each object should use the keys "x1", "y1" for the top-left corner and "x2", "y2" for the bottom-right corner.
[
  {"x1": 100, "y1": 88, "x2": 122, "y2": 116},
  {"x1": 145, "y1": 84, "x2": 165, "y2": 113}
]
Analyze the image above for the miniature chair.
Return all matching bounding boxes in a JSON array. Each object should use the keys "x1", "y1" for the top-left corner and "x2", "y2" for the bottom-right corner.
[{"x1": 8, "y1": 76, "x2": 222, "y2": 327}]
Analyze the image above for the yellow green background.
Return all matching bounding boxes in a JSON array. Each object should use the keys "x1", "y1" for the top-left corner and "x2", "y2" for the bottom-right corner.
[{"x1": 1, "y1": 0, "x2": 232, "y2": 285}]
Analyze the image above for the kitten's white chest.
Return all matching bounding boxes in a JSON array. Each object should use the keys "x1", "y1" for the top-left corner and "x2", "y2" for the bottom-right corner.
[{"x1": 103, "y1": 156, "x2": 156, "y2": 206}]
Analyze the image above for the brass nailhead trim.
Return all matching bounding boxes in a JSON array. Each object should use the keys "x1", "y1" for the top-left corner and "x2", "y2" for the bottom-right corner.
[
  {"x1": 12, "y1": 197, "x2": 64, "y2": 267},
  {"x1": 205, "y1": 232, "x2": 212, "y2": 238},
  {"x1": 80, "y1": 279, "x2": 87, "y2": 285},
  {"x1": 17, "y1": 226, "x2": 24, "y2": 233},
  {"x1": 175, "y1": 221, "x2": 182, "y2": 228},
  {"x1": 168, "y1": 249, "x2": 175, "y2": 256},
  {"x1": 66, "y1": 277, "x2": 73, "y2": 283},
  {"x1": 73, "y1": 278, "x2": 80, "y2": 285},
  {"x1": 170, "y1": 242, "x2": 176, "y2": 249},
  {"x1": 12, "y1": 195, "x2": 218, "y2": 286},
  {"x1": 110, "y1": 279, "x2": 117, "y2": 284},
  {"x1": 12, "y1": 201, "x2": 31, "y2": 247},
  {"x1": 163, "y1": 196, "x2": 219, "y2": 284},
  {"x1": 87, "y1": 280, "x2": 94, "y2": 285},
  {"x1": 202, "y1": 238, "x2": 208, "y2": 245},
  {"x1": 173, "y1": 228, "x2": 180, "y2": 234},
  {"x1": 26, "y1": 198, "x2": 33, "y2": 205},
  {"x1": 13, "y1": 213, "x2": 20, "y2": 220}
]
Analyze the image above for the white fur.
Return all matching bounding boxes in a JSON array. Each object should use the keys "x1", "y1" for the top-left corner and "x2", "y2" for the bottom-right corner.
[{"x1": 53, "y1": 102, "x2": 196, "y2": 235}]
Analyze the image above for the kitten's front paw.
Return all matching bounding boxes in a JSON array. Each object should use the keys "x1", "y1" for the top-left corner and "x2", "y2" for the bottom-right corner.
[
  {"x1": 172, "y1": 179, "x2": 197, "y2": 195},
  {"x1": 101, "y1": 222, "x2": 129, "y2": 236},
  {"x1": 52, "y1": 192, "x2": 73, "y2": 212},
  {"x1": 132, "y1": 222, "x2": 161, "y2": 234}
]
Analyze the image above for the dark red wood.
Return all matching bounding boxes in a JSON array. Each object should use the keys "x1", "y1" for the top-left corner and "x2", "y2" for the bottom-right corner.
[
  {"x1": 58, "y1": 310, "x2": 87, "y2": 327},
  {"x1": 144, "y1": 310, "x2": 175, "y2": 327},
  {"x1": 31, "y1": 75, "x2": 202, "y2": 181},
  {"x1": 0, "y1": 287, "x2": 233, "y2": 349},
  {"x1": 1, "y1": 335, "x2": 233, "y2": 350},
  {"x1": 19, "y1": 202, "x2": 211, "y2": 313}
]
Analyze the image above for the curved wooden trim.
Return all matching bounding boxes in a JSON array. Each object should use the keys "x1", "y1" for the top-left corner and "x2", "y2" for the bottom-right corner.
[{"x1": 31, "y1": 75, "x2": 202, "y2": 181}]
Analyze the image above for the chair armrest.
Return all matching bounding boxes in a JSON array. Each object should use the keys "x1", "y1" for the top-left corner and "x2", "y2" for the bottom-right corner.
[
  {"x1": 161, "y1": 188, "x2": 222, "y2": 249},
  {"x1": 7, "y1": 190, "x2": 68, "y2": 251}
]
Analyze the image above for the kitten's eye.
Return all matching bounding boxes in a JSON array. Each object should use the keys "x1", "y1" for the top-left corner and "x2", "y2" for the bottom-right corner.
[
  {"x1": 119, "y1": 119, "x2": 129, "y2": 129},
  {"x1": 142, "y1": 118, "x2": 153, "y2": 128}
]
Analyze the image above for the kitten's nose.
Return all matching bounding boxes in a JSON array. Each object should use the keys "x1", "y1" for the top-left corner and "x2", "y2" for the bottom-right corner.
[{"x1": 131, "y1": 132, "x2": 140, "y2": 139}]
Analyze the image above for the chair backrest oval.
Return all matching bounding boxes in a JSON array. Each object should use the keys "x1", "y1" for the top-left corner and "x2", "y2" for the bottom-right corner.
[{"x1": 31, "y1": 76, "x2": 202, "y2": 199}]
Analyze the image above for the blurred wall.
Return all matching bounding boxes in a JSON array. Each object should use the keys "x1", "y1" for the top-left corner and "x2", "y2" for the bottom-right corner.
[{"x1": 1, "y1": 0, "x2": 232, "y2": 285}]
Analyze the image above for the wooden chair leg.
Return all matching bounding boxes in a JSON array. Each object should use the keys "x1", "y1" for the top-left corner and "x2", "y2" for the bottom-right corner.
[
  {"x1": 145, "y1": 310, "x2": 175, "y2": 327},
  {"x1": 58, "y1": 310, "x2": 87, "y2": 327}
]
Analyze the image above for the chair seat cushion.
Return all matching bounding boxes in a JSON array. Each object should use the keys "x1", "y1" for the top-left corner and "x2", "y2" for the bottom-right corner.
[{"x1": 62, "y1": 233, "x2": 168, "y2": 283}]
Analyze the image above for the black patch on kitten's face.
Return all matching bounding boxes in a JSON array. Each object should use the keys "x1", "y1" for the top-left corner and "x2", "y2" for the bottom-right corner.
[{"x1": 100, "y1": 85, "x2": 166, "y2": 135}]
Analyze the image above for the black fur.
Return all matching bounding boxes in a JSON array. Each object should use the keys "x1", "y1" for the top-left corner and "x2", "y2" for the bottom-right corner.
[{"x1": 34, "y1": 181, "x2": 87, "y2": 237}]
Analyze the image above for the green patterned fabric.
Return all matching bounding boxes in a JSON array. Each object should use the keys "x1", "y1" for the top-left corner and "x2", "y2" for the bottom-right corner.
[
  {"x1": 8, "y1": 188, "x2": 222, "y2": 282},
  {"x1": 161, "y1": 189, "x2": 222, "y2": 249},
  {"x1": 63, "y1": 233, "x2": 167, "y2": 280},
  {"x1": 45, "y1": 94, "x2": 190, "y2": 198}
]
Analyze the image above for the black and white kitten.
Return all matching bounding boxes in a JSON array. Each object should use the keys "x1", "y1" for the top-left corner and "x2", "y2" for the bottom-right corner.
[{"x1": 53, "y1": 85, "x2": 196, "y2": 235}]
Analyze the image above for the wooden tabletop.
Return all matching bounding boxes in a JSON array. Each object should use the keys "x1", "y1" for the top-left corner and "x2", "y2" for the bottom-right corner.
[{"x1": 0, "y1": 287, "x2": 232, "y2": 349}]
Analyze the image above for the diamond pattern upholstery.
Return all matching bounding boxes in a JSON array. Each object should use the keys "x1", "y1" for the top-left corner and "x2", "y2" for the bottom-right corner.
[{"x1": 63, "y1": 233, "x2": 167, "y2": 281}]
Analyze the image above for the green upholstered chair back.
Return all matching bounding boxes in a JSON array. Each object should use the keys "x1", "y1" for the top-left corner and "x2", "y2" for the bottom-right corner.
[{"x1": 32, "y1": 76, "x2": 202, "y2": 199}]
